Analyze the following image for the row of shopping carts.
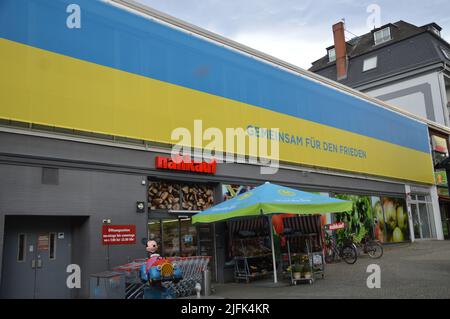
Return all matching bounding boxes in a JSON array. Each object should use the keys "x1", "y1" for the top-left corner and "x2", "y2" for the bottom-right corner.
[{"x1": 113, "y1": 256, "x2": 211, "y2": 299}]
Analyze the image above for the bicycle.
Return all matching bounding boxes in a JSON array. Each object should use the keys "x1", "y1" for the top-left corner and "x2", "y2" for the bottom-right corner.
[
  {"x1": 324, "y1": 232, "x2": 358, "y2": 264},
  {"x1": 349, "y1": 234, "x2": 383, "y2": 259}
]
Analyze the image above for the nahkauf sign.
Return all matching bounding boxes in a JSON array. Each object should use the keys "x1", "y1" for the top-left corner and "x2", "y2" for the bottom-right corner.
[
  {"x1": 102, "y1": 225, "x2": 136, "y2": 245},
  {"x1": 155, "y1": 155, "x2": 216, "y2": 175}
]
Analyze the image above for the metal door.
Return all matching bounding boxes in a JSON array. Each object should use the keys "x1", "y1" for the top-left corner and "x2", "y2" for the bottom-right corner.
[{"x1": 1, "y1": 216, "x2": 72, "y2": 299}]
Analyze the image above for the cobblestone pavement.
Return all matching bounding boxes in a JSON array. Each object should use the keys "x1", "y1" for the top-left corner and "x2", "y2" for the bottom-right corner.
[{"x1": 207, "y1": 241, "x2": 450, "y2": 299}]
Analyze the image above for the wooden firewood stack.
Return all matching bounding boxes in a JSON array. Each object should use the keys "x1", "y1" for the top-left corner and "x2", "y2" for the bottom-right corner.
[{"x1": 148, "y1": 182, "x2": 214, "y2": 211}]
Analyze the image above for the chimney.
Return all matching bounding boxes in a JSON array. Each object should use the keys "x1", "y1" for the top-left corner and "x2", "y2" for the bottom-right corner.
[{"x1": 333, "y1": 21, "x2": 348, "y2": 80}]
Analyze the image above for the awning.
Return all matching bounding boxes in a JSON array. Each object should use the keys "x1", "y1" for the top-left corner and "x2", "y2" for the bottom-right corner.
[
  {"x1": 227, "y1": 215, "x2": 322, "y2": 235},
  {"x1": 227, "y1": 216, "x2": 268, "y2": 236},
  {"x1": 283, "y1": 215, "x2": 321, "y2": 234}
]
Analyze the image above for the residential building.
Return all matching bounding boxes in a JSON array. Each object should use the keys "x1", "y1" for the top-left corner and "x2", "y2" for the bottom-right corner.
[{"x1": 310, "y1": 20, "x2": 450, "y2": 240}]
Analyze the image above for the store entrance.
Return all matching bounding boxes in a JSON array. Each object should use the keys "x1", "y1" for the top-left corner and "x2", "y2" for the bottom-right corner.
[
  {"x1": 148, "y1": 217, "x2": 198, "y2": 257},
  {"x1": 410, "y1": 195, "x2": 436, "y2": 240}
]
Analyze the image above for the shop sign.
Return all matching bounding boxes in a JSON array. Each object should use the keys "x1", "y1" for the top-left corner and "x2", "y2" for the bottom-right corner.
[
  {"x1": 155, "y1": 155, "x2": 216, "y2": 174},
  {"x1": 437, "y1": 187, "x2": 450, "y2": 196},
  {"x1": 435, "y1": 170, "x2": 448, "y2": 187},
  {"x1": 102, "y1": 225, "x2": 136, "y2": 245},
  {"x1": 432, "y1": 135, "x2": 449, "y2": 154},
  {"x1": 324, "y1": 222, "x2": 346, "y2": 231}
]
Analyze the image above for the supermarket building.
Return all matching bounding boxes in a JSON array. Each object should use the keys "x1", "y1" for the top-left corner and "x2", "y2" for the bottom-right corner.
[{"x1": 0, "y1": 0, "x2": 447, "y2": 298}]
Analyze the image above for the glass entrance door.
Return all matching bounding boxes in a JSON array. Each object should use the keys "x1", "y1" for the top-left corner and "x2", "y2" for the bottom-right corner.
[
  {"x1": 410, "y1": 195, "x2": 436, "y2": 240},
  {"x1": 418, "y1": 202, "x2": 431, "y2": 239},
  {"x1": 411, "y1": 204, "x2": 421, "y2": 239},
  {"x1": 148, "y1": 217, "x2": 198, "y2": 257}
]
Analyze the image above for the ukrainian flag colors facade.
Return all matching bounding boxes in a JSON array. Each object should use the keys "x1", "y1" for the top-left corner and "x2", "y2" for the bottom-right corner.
[{"x1": 0, "y1": 0, "x2": 434, "y2": 184}]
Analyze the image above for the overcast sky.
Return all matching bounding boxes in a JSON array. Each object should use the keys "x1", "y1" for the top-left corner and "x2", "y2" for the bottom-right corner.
[{"x1": 136, "y1": 0, "x2": 450, "y2": 69}]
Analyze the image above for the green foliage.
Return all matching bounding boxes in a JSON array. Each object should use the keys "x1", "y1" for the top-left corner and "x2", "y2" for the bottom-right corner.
[
  {"x1": 302, "y1": 263, "x2": 312, "y2": 273},
  {"x1": 293, "y1": 263, "x2": 303, "y2": 273},
  {"x1": 334, "y1": 194, "x2": 373, "y2": 244}
]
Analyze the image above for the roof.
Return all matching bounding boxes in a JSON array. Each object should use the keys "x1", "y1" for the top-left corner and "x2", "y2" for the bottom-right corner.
[{"x1": 309, "y1": 20, "x2": 449, "y2": 73}]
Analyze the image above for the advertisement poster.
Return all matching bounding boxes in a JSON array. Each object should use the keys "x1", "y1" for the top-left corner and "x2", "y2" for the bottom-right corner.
[
  {"x1": 334, "y1": 194, "x2": 374, "y2": 242},
  {"x1": 371, "y1": 197, "x2": 386, "y2": 243},
  {"x1": 380, "y1": 197, "x2": 410, "y2": 243},
  {"x1": 435, "y1": 170, "x2": 449, "y2": 196},
  {"x1": 334, "y1": 195, "x2": 410, "y2": 243},
  {"x1": 222, "y1": 184, "x2": 254, "y2": 201}
]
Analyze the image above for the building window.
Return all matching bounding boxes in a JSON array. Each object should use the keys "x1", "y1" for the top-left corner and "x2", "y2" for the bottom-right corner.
[
  {"x1": 373, "y1": 27, "x2": 391, "y2": 45},
  {"x1": 363, "y1": 56, "x2": 378, "y2": 72},
  {"x1": 49, "y1": 233, "x2": 56, "y2": 260},
  {"x1": 441, "y1": 47, "x2": 450, "y2": 60},
  {"x1": 17, "y1": 233, "x2": 26, "y2": 262},
  {"x1": 148, "y1": 218, "x2": 198, "y2": 257},
  {"x1": 430, "y1": 27, "x2": 441, "y2": 37},
  {"x1": 328, "y1": 48, "x2": 336, "y2": 62}
]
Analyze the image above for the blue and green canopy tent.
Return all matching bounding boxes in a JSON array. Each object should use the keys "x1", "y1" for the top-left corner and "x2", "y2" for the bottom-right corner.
[{"x1": 192, "y1": 182, "x2": 352, "y2": 283}]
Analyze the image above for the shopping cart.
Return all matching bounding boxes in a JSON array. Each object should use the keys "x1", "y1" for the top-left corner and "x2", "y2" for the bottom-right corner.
[
  {"x1": 113, "y1": 256, "x2": 211, "y2": 299},
  {"x1": 112, "y1": 259, "x2": 146, "y2": 299}
]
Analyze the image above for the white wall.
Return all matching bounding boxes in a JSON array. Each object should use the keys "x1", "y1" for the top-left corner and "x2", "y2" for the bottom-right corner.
[
  {"x1": 386, "y1": 92, "x2": 428, "y2": 119},
  {"x1": 430, "y1": 186, "x2": 445, "y2": 240},
  {"x1": 365, "y1": 71, "x2": 449, "y2": 126}
]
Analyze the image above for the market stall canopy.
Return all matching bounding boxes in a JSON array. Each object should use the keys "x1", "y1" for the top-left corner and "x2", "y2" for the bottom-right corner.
[{"x1": 192, "y1": 182, "x2": 352, "y2": 224}]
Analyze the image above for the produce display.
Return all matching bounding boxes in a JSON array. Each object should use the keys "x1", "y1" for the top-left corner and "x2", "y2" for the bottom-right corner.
[
  {"x1": 148, "y1": 181, "x2": 214, "y2": 211},
  {"x1": 232, "y1": 237, "x2": 271, "y2": 257}
]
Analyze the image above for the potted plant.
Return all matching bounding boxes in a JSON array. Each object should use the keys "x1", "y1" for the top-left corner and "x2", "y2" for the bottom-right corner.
[
  {"x1": 292, "y1": 263, "x2": 303, "y2": 280},
  {"x1": 303, "y1": 263, "x2": 312, "y2": 279}
]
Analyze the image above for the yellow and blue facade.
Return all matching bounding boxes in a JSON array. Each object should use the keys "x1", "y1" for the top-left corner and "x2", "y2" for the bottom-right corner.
[
  {"x1": 0, "y1": 0, "x2": 444, "y2": 298},
  {"x1": 0, "y1": 0, "x2": 435, "y2": 185}
]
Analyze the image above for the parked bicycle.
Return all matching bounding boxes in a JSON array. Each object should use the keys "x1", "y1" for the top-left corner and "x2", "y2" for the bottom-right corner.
[
  {"x1": 348, "y1": 233, "x2": 383, "y2": 259},
  {"x1": 324, "y1": 232, "x2": 358, "y2": 264}
]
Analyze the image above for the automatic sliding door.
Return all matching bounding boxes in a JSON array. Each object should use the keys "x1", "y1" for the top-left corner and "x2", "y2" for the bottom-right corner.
[
  {"x1": 148, "y1": 217, "x2": 198, "y2": 256},
  {"x1": 411, "y1": 204, "x2": 421, "y2": 239},
  {"x1": 180, "y1": 218, "x2": 197, "y2": 257},
  {"x1": 418, "y1": 203, "x2": 432, "y2": 239},
  {"x1": 163, "y1": 219, "x2": 180, "y2": 257}
]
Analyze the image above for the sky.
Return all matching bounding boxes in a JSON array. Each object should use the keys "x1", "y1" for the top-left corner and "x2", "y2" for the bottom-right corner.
[{"x1": 136, "y1": 0, "x2": 450, "y2": 69}]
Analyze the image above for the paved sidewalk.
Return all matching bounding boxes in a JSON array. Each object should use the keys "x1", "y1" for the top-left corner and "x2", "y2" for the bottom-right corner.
[{"x1": 206, "y1": 241, "x2": 450, "y2": 299}]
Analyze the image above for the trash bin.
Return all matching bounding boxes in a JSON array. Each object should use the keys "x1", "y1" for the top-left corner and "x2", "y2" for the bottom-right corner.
[
  {"x1": 201, "y1": 268, "x2": 212, "y2": 296},
  {"x1": 90, "y1": 271, "x2": 125, "y2": 299}
]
